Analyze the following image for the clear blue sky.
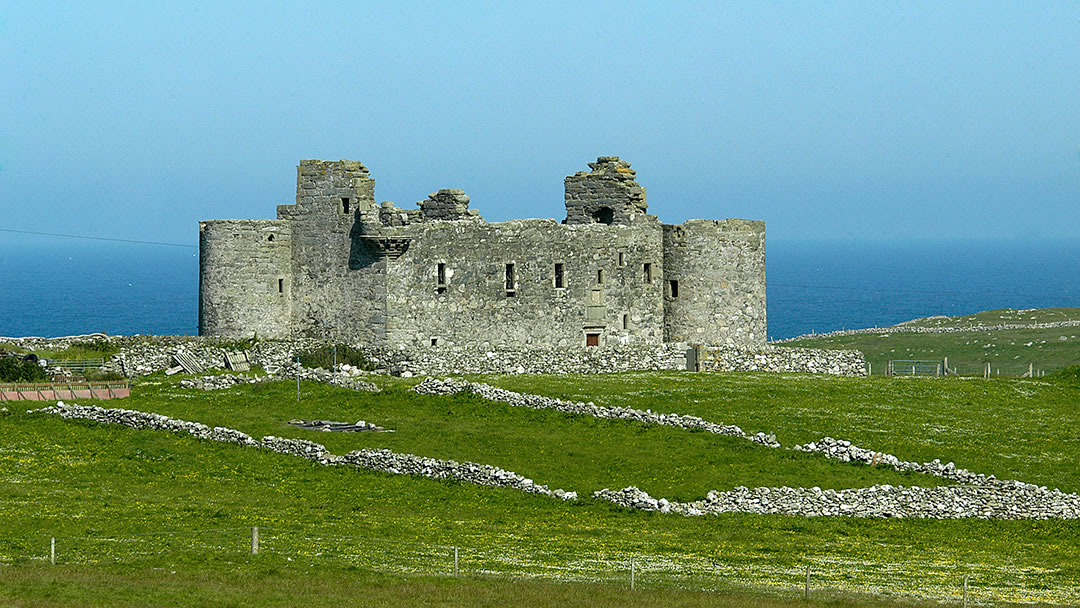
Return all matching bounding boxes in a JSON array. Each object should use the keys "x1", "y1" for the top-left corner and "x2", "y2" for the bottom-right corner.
[{"x1": 2, "y1": 1, "x2": 1078, "y2": 246}]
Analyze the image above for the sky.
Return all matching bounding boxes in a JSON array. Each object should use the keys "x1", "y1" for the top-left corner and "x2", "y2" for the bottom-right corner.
[{"x1": 2, "y1": 1, "x2": 1078, "y2": 247}]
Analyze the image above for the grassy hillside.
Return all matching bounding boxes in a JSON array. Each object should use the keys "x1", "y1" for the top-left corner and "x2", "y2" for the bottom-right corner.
[
  {"x1": 780, "y1": 308, "x2": 1080, "y2": 376},
  {"x1": 2, "y1": 370, "x2": 1080, "y2": 605}
]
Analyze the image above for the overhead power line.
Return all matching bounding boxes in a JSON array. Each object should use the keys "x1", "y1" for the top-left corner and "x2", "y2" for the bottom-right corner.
[{"x1": 0, "y1": 228, "x2": 196, "y2": 248}]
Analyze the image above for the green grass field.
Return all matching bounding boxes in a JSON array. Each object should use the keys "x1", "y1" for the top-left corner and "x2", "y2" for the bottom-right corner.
[
  {"x1": 3, "y1": 363, "x2": 1080, "y2": 606},
  {"x1": 781, "y1": 308, "x2": 1080, "y2": 376}
]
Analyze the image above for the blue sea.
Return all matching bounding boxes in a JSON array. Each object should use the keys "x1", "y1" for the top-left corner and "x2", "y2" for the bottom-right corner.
[{"x1": 1, "y1": 239, "x2": 1077, "y2": 340}]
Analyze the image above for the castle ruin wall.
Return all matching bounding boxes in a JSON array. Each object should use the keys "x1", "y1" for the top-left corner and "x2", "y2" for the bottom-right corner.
[
  {"x1": 198, "y1": 156, "x2": 769, "y2": 351},
  {"x1": 384, "y1": 217, "x2": 665, "y2": 349},
  {"x1": 198, "y1": 219, "x2": 292, "y2": 339},
  {"x1": 663, "y1": 219, "x2": 766, "y2": 346}
]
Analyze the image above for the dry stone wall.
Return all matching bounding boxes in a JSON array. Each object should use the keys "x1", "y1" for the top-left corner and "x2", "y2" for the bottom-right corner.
[
  {"x1": 595, "y1": 482, "x2": 1080, "y2": 519},
  {"x1": 31, "y1": 402, "x2": 576, "y2": 501},
  {"x1": 26, "y1": 375, "x2": 1079, "y2": 520},
  {"x1": 0, "y1": 335, "x2": 867, "y2": 379},
  {"x1": 698, "y1": 345, "x2": 867, "y2": 376},
  {"x1": 414, "y1": 377, "x2": 780, "y2": 447},
  {"x1": 774, "y1": 319, "x2": 1080, "y2": 343}
]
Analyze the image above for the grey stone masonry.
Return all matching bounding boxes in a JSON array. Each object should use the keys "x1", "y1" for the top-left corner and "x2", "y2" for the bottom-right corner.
[
  {"x1": 198, "y1": 156, "x2": 766, "y2": 351},
  {"x1": 564, "y1": 156, "x2": 648, "y2": 225},
  {"x1": 419, "y1": 189, "x2": 478, "y2": 221}
]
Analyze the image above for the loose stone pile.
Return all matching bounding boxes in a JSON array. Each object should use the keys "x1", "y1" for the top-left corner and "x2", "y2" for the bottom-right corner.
[
  {"x1": 288, "y1": 419, "x2": 385, "y2": 432},
  {"x1": 413, "y1": 377, "x2": 780, "y2": 447},
  {"x1": 280, "y1": 363, "x2": 380, "y2": 392},
  {"x1": 30, "y1": 402, "x2": 575, "y2": 501},
  {"x1": 594, "y1": 481, "x2": 1080, "y2": 520},
  {"x1": 180, "y1": 374, "x2": 278, "y2": 390}
]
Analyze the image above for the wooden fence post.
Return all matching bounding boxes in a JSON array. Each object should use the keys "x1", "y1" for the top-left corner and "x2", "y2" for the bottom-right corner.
[
  {"x1": 251, "y1": 526, "x2": 259, "y2": 555},
  {"x1": 804, "y1": 564, "x2": 810, "y2": 599},
  {"x1": 454, "y1": 546, "x2": 459, "y2": 576},
  {"x1": 50, "y1": 537, "x2": 55, "y2": 565},
  {"x1": 963, "y1": 574, "x2": 968, "y2": 608},
  {"x1": 631, "y1": 555, "x2": 635, "y2": 590}
]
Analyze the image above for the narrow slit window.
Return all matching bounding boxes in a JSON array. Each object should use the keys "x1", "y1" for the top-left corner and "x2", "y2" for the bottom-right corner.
[
  {"x1": 341, "y1": 198, "x2": 351, "y2": 214},
  {"x1": 437, "y1": 263, "x2": 446, "y2": 284},
  {"x1": 505, "y1": 263, "x2": 515, "y2": 294},
  {"x1": 622, "y1": 314, "x2": 629, "y2": 330},
  {"x1": 643, "y1": 263, "x2": 652, "y2": 283},
  {"x1": 618, "y1": 252, "x2": 625, "y2": 266},
  {"x1": 596, "y1": 269, "x2": 604, "y2": 284},
  {"x1": 668, "y1": 279, "x2": 679, "y2": 298},
  {"x1": 554, "y1": 263, "x2": 564, "y2": 288},
  {"x1": 278, "y1": 278, "x2": 284, "y2": 294}
]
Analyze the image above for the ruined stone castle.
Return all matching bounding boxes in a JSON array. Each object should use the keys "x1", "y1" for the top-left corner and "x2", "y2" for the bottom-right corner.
[{"x1": 198, "y1": 157, "x2": 766, "y2": 349}]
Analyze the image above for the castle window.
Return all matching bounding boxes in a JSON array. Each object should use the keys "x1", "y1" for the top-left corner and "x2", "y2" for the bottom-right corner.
[
  {"x1": 436, "y1": 263, "x2": 447, "y2": 294},
  {"x1": 592, "y1": 207, "x2": 614, "y2": 225},
  {"x1": 667, "y1": 279, "x2": 679, "y2": 298},
  {"x1": 505, "y1": 263, "x2": 515, "y2": 296},
  {"x1": 585, "y1": 333, "x2": 600, "y2": 347},
  {"x1": 430, "y1": 338, "x2": 439, "y2": 347},
  {"x1": 643, "y1": 263, "x2": 652, "y2": 283},
  {"x1": 341, "y1": 198, "x2": 351, "y2": 214},
  {"x1": 278, "y1": 278, "x2": 284, "y2": 294},
  {"x1": 596, "y1": 269, "x2": 604, "y2": 285},
  {"x1": 554, "y1": 263, "x2": 564, "y2": 288},
  {"x1": 618, "y1": 252, "x2": 625, "y2": 266},
  {"x1": 268, "y1": 234, "x2": 275, "y2": 242},
  {"x1": 622, "y1": 314, "x2": 629, "y2": 330}
]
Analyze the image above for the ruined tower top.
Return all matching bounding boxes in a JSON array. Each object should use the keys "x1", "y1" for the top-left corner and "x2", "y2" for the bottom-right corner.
[{"x1": 563, "y1": 156, "x2": 648, "y2": 226}]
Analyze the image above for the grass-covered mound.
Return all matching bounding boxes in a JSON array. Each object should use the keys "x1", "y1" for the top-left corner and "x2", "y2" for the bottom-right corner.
[
  {"x1": 2, "y1": 370, "x2": 1079, "y2": 605},
  {"x1": 781, "y1": 307, "x2": 1080, "y2": 376}
]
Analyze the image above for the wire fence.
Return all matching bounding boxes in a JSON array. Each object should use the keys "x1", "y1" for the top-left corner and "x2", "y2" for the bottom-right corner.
[
  {"x1": 1, "y1": 525, "x2": 1071, "y2": 606},
  {"x1": 875, "y1": 359, "x2": 1053, "y2": 378}
]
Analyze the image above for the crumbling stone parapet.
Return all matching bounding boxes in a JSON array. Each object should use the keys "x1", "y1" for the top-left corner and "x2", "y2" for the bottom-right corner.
[{"x1": 564, "y1": 156, "x2": 648, "y2": 225}]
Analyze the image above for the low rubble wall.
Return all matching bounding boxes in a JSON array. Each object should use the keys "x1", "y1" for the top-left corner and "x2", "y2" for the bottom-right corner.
[
  {"x1": 697, "y1": 345, "x2": 866, "y2": 376},
  {"x1": 31, "y1": 402, "x2": 576, "y2": 501},
  {"x1": 1, "y1": 335, "x2": 867, "y2": 378}
]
